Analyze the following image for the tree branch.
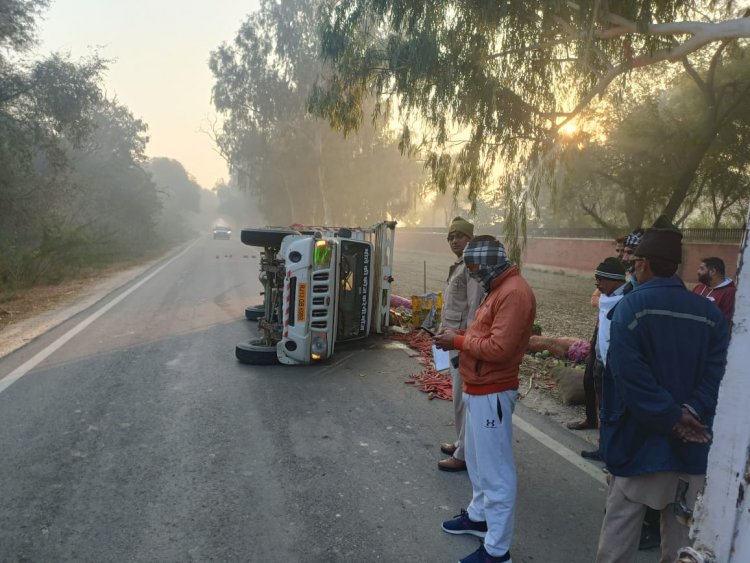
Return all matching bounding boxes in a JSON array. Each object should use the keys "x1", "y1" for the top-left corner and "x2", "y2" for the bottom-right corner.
[
  {"x1": 579, "y1": 198, "x2": 616, "y2": 231},
  {"x1": 599, "y1": 17, "x2": 750, "y2": 42}
]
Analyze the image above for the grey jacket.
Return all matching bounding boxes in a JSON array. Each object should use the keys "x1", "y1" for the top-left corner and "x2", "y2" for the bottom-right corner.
[{"x1": 440, "y1": 259, "x2": 484, "y2": 331}]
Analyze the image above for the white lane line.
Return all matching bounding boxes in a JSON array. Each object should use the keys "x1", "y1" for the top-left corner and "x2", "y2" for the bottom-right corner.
[
  {"x1": 513, "y1": 414, "x2": 608, "y2": 486},
  {"x1": 0, "y1": 241, "x2": 198, "y2": 395}
]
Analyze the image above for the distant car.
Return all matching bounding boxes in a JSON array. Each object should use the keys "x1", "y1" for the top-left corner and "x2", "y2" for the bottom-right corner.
[{"x1": 212, "y1": 226, "x2": 232, "y2": 240}]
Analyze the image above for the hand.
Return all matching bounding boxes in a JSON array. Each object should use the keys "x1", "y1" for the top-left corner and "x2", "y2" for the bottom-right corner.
[
  {"x1": 434, "y1": 329, "x2": 457, "y2": 351},
  {"x1": 673, "y1": 408, "x2": 711, "y2": 444}
]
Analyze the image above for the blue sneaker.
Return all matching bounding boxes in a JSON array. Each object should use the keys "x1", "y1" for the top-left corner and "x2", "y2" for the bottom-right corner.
[
  {"x1": 441, "y1": 509, "x2": 488, "y2": 538},
  {"x1": 459, "y1": 544, "x2": 512, "y2": 563}
]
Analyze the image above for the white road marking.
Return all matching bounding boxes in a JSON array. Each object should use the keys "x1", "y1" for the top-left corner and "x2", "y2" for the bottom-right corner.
[
  {"x1": 513, "y1": 414, "x2": 608, "y2": 486},
  {"x1": 0, "y1": 241, "x2": 198, "y2": 395}
]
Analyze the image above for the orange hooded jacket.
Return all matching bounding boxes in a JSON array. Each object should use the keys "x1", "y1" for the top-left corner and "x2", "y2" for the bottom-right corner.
[{"x1": 453, "y1": 266, "x2": 537, "y2": 395}]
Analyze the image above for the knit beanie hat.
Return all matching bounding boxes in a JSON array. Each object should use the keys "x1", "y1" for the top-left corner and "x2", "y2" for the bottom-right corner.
[
  {"x1": 595, "y1": 257, "x2": 626, "y2": 280},
  {"x1": 448, "y1": 216, "x2": 474, "y2": 238},
  {"x1": 635, "y1": 215, "x2": 683, "y2": 264}
]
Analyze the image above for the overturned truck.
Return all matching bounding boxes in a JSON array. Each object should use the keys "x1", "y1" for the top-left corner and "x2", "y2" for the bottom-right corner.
[{"x1": 236, "y1": 221, "x2": 396, "y2": 365}]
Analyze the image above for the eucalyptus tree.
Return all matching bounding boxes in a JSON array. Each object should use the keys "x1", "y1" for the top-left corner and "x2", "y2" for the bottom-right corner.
[
  {"x1": 310, "y1": 0, "x2": 750, "y2": 258},
  {"x1": 553, "y1": 43, "x2": 750, "y2": 231},
  {"x1": 209, "y1": 0, "x2": 425, "y2": 226}
]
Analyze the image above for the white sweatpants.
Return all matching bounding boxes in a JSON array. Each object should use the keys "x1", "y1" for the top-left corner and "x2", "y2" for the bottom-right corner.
[{"x1": 464, "y1": 390, "x2": 517, "y2": 557}]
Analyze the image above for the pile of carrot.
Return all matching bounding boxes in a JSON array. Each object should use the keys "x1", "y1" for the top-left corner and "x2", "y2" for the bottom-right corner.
[{"x1": 390, "y1": 330, "x2": 453, "y2": 401}]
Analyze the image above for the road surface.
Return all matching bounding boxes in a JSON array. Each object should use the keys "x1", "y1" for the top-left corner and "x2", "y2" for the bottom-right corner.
[{"x1": 0, "y1": 236, "x2": 654, "y2": 562}]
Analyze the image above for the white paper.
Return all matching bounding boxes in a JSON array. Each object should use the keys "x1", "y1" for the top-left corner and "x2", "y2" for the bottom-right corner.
[{"x1": 432, "y1": 344, "x2": 451, "y2": 371}]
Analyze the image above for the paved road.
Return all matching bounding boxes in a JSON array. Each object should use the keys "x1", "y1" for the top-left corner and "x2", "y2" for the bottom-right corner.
[{"x1": 0, "y1": 236, "x2": 653, "y2": 562}]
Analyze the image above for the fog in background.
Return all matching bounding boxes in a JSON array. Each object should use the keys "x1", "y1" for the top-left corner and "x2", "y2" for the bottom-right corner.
[{"x1": 6, "y1": 0, "x2": 747, "y2": 297}]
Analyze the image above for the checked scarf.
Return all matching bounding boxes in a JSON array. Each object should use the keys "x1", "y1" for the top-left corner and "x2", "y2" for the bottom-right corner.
[
  {"x1": 463, "y1": 239, "x2": 510, "y2": 291},
  {"x1": 624, "y1": 231, "x2": 642, "y2": 248}
]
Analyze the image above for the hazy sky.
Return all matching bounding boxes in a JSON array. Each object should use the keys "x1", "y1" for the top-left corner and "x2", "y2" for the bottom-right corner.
[{"x1": 37, "y1": 0, "x2": 260, "y2": 189}]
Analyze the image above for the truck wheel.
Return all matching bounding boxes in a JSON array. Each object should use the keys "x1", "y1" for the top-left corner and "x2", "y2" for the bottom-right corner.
[
  {"x1": 240, "y1": 228, "x2": 300, "y2": 248},
  {"x1": 236, "y1": 340, "x2": 279, "y2": 365},
  {"x1": 245, "y1": 305, "x2": 265, "y2": 321}
]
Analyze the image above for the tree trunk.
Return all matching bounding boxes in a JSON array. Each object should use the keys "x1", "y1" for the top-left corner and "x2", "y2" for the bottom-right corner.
[
  {"x1": 622, "y1": 189, "x2": 645, "y2": 230},
  {"x1": 661, "y1": 131, "x2": 718, "y2": 221}
]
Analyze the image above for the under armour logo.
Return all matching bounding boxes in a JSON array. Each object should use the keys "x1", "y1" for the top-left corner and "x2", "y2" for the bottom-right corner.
[{"x1": 485, "y1": 419, "x2": 496, "y2": 428}]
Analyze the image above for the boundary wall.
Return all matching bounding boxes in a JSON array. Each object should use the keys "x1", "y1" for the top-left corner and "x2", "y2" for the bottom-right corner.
[{"x1": 395, "y1": 230, "x2": 740, "y2": 280}]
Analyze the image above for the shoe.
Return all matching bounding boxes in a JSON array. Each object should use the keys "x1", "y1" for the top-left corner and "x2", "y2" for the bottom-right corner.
[
  {"x1": 581, "y1": 449, "x2": 602, "y2": 461},
  {"x1": 638, "y1": 528, "x2": 661, "y2": 551},
  {"x1": 438, "y1": 457, "x2": 467, "y2": 472},
  {"x1": 458, "y1": 544, "x2": 512, "y2": 563},
  {"x1": 442, "y1": 509, "x2": 488, "y2": 538},
  {"x1": 441, "y1": 442, "x2": 458, "y2": 456},
  {"x1": 567, "y1": 419, "x2": 597, "y2": 430}
]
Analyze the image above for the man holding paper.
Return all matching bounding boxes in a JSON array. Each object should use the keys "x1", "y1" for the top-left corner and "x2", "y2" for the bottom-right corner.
[
  {"x1": 435, "y1": 217, "x2": 484, "y2": 472},
  {"x1": 434, "y1": 236, "x2": 536, "y2": 563}
]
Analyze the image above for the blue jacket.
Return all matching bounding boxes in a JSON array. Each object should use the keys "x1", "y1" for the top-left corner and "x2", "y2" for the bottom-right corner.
[{"x1": 600, "y1": 275, "x2": 729, "y2": 476}]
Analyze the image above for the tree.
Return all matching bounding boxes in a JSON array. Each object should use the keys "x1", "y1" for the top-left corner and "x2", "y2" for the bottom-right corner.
[
  {"x1": 552, "y1": 43, "x2": 750, "y2": 232},
  {"x1": 0, "y1": 1, "x2": 185, "y2": 290},
  {"x1": 67, "y1": 99, "x2": 161, "y2": 256},
  {"x1": 148, "y1": 157, "x2": 204, "y2": 241},
  {"x1": 1, "y1": 50, "x2": 107, "y2": 286},
  {"x1": 310, "y1": 0, "x2": 750, "y2": 258},
  {"x1": 0, "y1": 0, "x2": 49, "y2": 52},
  {"x1": 209, "y1": 0, "x2": 426, "y2": 226}
]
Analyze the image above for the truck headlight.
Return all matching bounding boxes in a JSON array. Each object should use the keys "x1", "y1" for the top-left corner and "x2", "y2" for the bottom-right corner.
[
  {"x1": 314, "y1": 240, "x2": 332, "y2": 269},
  {"x1": 310, "y1": 333, "x2": 328, "y2": 359}
]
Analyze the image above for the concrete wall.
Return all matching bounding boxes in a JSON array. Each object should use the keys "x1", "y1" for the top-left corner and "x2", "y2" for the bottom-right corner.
[{"x1": 395, "y1": 231, "x2": 741, "y2": 279}]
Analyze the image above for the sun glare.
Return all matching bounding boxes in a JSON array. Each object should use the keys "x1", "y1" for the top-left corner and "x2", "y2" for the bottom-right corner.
[{"x1": 559, "y1": 122, "x2": 578, "y2": 137}]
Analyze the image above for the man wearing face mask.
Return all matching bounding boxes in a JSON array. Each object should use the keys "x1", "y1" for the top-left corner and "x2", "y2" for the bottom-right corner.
[
  {"x1": 595, "y1": 218, "x2": 729, "y2": 563},
  {"x1": 436, "y1": 217, "x2": 485, "y2": 472},
  {"x1": 621, "y1": 229, "x2": 644, "y2": 282},
  {"x1": 434, "y1": 236, "x2": 536, "y2": 563}
]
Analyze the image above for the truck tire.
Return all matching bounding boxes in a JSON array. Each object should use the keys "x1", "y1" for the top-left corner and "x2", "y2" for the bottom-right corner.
[
  {"x1": 245, "y1": 305, "x2": 264, "y2": 321},
  {"x1": 240, "y1": 228, "x2": 300, "y2": 248},
  {"x1": 236, "y1": 340, "x2": 279, "y2": 365}
]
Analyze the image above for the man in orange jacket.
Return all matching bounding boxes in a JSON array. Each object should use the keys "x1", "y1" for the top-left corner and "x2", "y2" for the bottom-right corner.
[{"x1": 434, "y1": 236, "x2": 537, "y2": 563}]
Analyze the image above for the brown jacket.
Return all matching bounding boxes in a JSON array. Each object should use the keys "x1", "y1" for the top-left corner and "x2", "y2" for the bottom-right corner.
[{"x1": 454, "y1": 266, "x2": 536, "y2": 395}]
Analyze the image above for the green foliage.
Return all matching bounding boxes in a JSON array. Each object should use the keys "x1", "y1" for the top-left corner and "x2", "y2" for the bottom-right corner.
[
  {"x1": 310, "y1": 0, "x2": 741, "y2": 261},
  {"x1": 0, "y1": 0, "x2": 49, "y2": 52},
  {"x1": 0, "y1": 3, "x2": 184, "y2": 293},
  {"x1": 209, "y1": 0, "x2": 427, "y2": 226},
  {"x1": 552, "y1": 43, "x2": 750, "y2": 231}
]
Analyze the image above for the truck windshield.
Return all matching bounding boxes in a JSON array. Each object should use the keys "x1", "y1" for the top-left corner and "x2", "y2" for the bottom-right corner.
[{"x1": 337, "y1": 240, "x2": 371, "y2": 341}]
